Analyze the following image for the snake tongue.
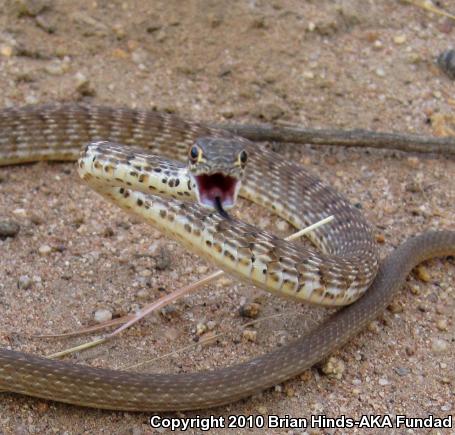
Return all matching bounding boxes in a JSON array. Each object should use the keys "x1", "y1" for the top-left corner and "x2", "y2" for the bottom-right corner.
[{"x1": 194, "y1": 173, "x2": 239, "y2": 210}]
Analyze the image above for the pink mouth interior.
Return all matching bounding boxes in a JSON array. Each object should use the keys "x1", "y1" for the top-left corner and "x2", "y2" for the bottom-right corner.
[{"x1": 194, "y1": 173, "x2": 238, "y2": 208}]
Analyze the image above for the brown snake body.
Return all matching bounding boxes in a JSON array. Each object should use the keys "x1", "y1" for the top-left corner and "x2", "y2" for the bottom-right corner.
[{"x1": 0, "y1": 104, "x2": 453, "y2": 411}]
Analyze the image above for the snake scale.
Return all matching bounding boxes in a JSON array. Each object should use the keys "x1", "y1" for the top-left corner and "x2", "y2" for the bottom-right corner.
[{"x1": 0, "y1": 104, "x2": 453, "y2": 411}]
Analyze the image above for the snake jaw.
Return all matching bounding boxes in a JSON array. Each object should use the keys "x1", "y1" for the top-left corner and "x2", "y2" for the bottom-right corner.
[{"x1": 193, "y1": 173, "x2": 241, "y2": 210}]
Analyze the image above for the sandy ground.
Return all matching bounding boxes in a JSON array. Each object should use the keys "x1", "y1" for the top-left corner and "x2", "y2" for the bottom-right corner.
[{"x1": 0, "y1": 0, "x2": 454, "y2": 434}]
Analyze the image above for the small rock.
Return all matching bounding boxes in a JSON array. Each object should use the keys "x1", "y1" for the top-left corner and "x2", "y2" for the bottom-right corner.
[
  {"x1": 393, "y1": 35, "x2": 406, "y2": 45},
  {"x1": 242, "y1": 329, "x2": 257, "y2": 342},
  {"x1": 387, "y1": 300, "x2": 404, "y2": 314},
  {"x1": 431, "y1": 338, "x2": 448, "y2": 353},
  {"x1": 74, "y1": 72, "x2": 96, "y2": 97},
  {"x1": 94, "y1": 308, "x2": 112, "y2": 323},
  {"x1": 256, "y1": 405, "x2": 267, "y2": 415},
  {"x1": 0, "y1": 45, "x2": 13, "y2": 57},
  {"x1": 276, "y1": 220, "x2": 289, "y2": 232},
  {"x1": 436, "y1": 319, "x2": 448, "y2": 331},
  {"x1": 196, "y1": 322, "x2": 207, "y2": 336},
  {"x1": 206, "y1": 320, "x2": 217, "y2": 331},
  {"x1": 375, "y1": 67, "x2": 385, "y2": 77},
  {"x1": 415, "y1": 265, "x2": 431, "y2": 282},
  {"x1": 409, "y1": 285, "x2": 420, "y2": 295},
  {"x1": 239, "y1": 302, "x2": 261, "y2": 319},
  {"x1": 0, "y1": 220, "x2": 20, "y2": 238},
  {"x1": 136, "y1": 289, "x2": 149, "y2": 300},
  {"x1": 375, "y1": 233, "x2": 385, "y2": 243},
  {"x1": 367, "y1": 320, "x2": 381, "y2": 333},
  {"x1": 17, "y1": 275, "x2": 32, "y2": 290},
  {"x1": 321, "y1": 356, "x2": 345, "y2": 379},
  {"x1": 394, "y1": 367, "x2": 410, "y2": 377},
  {"x1": 284, "y1": 385, "x2": 295, "y2": 397},
  {"x1": 437, "y1": 49, "x2": 455, "y2": 80},
  {"x1": 154, "y1": 246, "x2": 172, "y2": 270},
  {"x1": 378, "y1": 377, "x2": 389, "y2": 386},
  {"x1": 38, "y1": 244, "x2": 52, "y2": 256}
]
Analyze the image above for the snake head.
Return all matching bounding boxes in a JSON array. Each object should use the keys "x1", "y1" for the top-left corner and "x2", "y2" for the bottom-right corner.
[{"x1": 188, "y1": 137, "x2": 247, "y2": 211}]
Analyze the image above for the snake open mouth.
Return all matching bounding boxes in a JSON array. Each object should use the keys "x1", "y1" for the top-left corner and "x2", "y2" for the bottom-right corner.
[{"x1": 194, "y1": 173, "x2": 239, "y2": 210}]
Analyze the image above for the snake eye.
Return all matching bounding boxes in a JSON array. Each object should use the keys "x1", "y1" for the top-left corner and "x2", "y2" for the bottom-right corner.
[
  {"x1": 189, "y1": 145, "x2": 200, "y2": 163},
  {"x1": 238, "y1": 150, "x2": 248, "y2": 166}
]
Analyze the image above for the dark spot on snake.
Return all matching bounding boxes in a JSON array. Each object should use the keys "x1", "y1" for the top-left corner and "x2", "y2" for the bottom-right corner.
[
  {"x1": 126, "y1": 182, "x2": 132, "y2": 186},
  {"x1": 206, "y1": 240, "x2": 212, "y2": 247},
  {"x1": 184, "y1": 223, "x2": 191, "y2": 233},
  {"x1": 137, "y1": 198, "x2": 143, "y2": 206},
  {"x1": 174, "y1": 179, "x2": 180, "y2": 187},
  {"x1": 119, "y1": 187, "x2": 125, "y2": 194},
  {"x1": 153, "y1": 168, "x2": 162, "y2": 173},
  {"x1": 130, "y1": 171, "x2": 138, "y2": 177},
  {"x1": 262, "y1": 268, "x2": 267, "y2": 274},
  {"x1": 162, "y1": 178, "x2": 167, "y2": 184},
  {"x1": 187, "y1": 180, "x2": 192, "y2": 190},
  {"x1": 251, "y1": 255, "x2": 255, "y2": 263},
  {"x1": 169, "y1": 179, "x2": 175, "y2": 187},
  {"x1": 134, "y1": 165, "x2": 142, "y2": 171},
  {"x1": 159, "y1": 210, "x2": 166, "y2": 218},
  {"x1": 138, "y1": 174, "x2": 145, "y2": 182}
]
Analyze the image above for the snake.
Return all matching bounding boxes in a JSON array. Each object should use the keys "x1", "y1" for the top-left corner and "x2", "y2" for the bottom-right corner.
[{"x1": 0, "y1": 104, "x2": 453, "y2": 411}]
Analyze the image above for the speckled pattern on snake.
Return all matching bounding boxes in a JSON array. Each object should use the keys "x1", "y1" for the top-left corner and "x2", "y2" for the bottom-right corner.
[{"x1": 0, "y1": 104, "x2": 453, "y2": 411}]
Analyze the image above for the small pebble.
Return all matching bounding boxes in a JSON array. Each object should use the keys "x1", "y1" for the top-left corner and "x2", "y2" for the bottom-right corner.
[
  {"x1": 94, "y1": 308, "x2": 112, "y2": 323},
  {"x1": 387, "y1": 300, "x2": 404, "y2": 314},
  {"x1": 0, "y1": 220, "x2": 20, "y2": 238},
  {"x1": 242, "y1": 329, "x2": 257, "y2": 342},
  {"x1": 154, "y1": 246, "x2": 172, "y2": 270},
  {"x1": 256, "y1": 405, "x2": 267, "y2": 415},
  {"x1": 136, "y1": 289, "x2": 149, "y2": 300},
  {"x1": 375, "y1": 67, "x2": 385, "y2": 77},
  {"x1": 394, "y1": 367, "x2": 410, "y2": 377},
  {"x1": 415, "y1": 265, "x2": 431, "y2": 282},
  {"x1": 196, "y1": 322, "x2": 207, "y2": 336},
  {"x1": 38, "y1": 244, "x2": 52, "y2": 256},
  {"x1": 206, "y1": 320, "x2": 217, "y2": 330},
  {"x1": 321, "y1": 357, "x2": 345, "y2": 379},
  {"x1": 437, "y1": 48, "x2": 455, "y2": 80},
  {"x1": 393, "y1": 35, "x2": 406, "y2": 45},
  {"x1": 378, "y1": 377, "x2": 389, "y2": 386},
  {"x1": 375, "y1": 233, "x2": 385, "y2": 243},
  {"x1": 74, "y1": 72, "x2": 96, "y2": 96},
  {"x1": 431, "y1": 338, "x2": 448, "y2": 353},
  {"x1": 436, "y1": 319, "x2": 448, "y2": 331},
  {"x1": 239, "y1": 302, "x2": 261, "y2": 319},
  {"x1": 17, "y1": 275, "x2": 32, "y2": 290}
]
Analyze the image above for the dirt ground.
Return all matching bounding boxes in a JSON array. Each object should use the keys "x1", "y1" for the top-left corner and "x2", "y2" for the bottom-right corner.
[{"x1": 0, "y1": 0, "x2": 454, "y2": 434}]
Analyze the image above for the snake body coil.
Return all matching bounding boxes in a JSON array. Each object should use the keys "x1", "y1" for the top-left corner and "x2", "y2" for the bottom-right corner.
[{"x1": 0, "y1": 104, "x2": 453, "y2": 411}]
